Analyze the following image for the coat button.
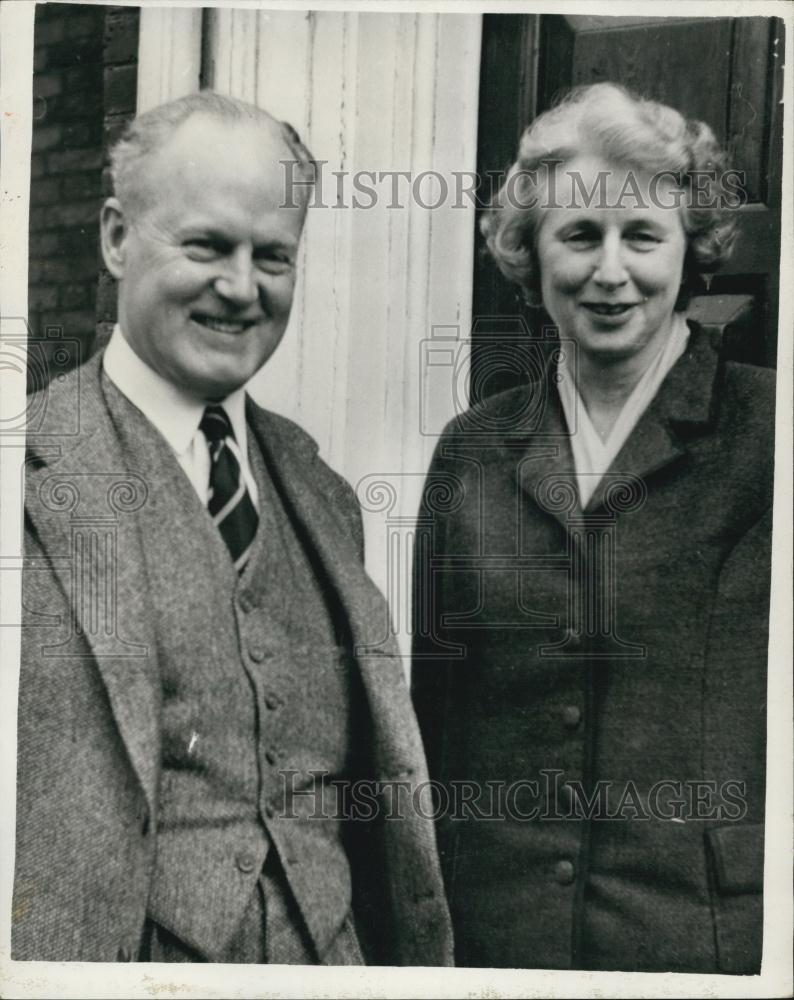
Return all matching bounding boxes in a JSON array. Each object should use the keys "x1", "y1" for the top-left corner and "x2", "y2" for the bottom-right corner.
[
  {"x1": 561, "y1": 705, "x2": 582, "y2": 729},
  {"x1": 116, "y1": 944, "x2": 134, "y2": 961},
  {"x1": 265, "y1": 747, "x2": 280, "y2": 765},
  {"x1": 236, "y1": 851, "x2": 257, "y2": 874},
  {"x1": 238, "y1": 593, "x2": 254, "y2": 613},
  {"x1": 249, "y1": 645, "x2": 266, "y2": 663},
  {"x1": 264, "y1": 692, "x2": 282, "y2": 710},
  {"x1": 554, "y1": 860, "x2": 575, "y2": 885}
]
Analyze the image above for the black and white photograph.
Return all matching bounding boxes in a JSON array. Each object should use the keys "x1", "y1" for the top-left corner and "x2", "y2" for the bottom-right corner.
[{"x1": 0, "y1": 1, "x2": 791, "y2": 997}]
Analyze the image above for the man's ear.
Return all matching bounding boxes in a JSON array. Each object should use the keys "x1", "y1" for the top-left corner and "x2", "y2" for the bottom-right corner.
[{"x1": 100, "y1": 197, "x2": 130, "y2": 279}]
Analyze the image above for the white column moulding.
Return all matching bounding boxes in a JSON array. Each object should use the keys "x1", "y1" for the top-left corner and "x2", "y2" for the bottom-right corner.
[
  {"x1": 136, "y1": 7, "x2": 202, "y2": 112},
  {"x1": 204, "y1": 10, "x2": 482, "y2": 658}
]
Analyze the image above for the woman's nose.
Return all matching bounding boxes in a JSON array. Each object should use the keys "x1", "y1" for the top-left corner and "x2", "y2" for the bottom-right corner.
[
  {"x1": 592, "y1": 235, "x2": 629, "y2": 288},
  {"x1": 214, "y1": 250, "x2": 258, "y2": 306}
]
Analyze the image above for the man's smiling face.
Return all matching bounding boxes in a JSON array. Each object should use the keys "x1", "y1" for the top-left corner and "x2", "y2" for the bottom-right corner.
[{"x1": 101, "y1": 113, "x2": 306, "y2": 401}]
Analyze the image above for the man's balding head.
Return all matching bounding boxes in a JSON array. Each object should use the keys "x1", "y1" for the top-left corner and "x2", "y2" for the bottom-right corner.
[{"x1": 109, "y1": 89, "x2": 315, "y2": 219}]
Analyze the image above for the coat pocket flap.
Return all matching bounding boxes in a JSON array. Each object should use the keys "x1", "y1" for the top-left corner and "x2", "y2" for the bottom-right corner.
[{"x1": 706, "y1": 823, "x2": 764, "y2": 894}]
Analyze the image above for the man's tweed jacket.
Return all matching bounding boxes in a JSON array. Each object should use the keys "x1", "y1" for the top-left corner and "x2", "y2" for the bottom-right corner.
[{"x1": 13, "y1": 352, "x2": 453, "y2": 966}]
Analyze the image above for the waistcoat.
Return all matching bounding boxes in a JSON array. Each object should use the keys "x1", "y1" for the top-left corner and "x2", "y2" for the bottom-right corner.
[{"x1": 103, "y1": 378, "x2": 364, "y2": 960}]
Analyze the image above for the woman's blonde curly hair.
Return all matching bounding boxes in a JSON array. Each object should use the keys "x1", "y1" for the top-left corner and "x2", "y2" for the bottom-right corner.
[{"x1": 481, "y1": 82, "x2": 739, "y2": 308}]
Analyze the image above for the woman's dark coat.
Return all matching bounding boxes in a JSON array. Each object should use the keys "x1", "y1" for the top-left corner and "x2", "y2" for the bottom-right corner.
[{"x1": 412, "y1": 323, "x2": 775, "y2": 973}]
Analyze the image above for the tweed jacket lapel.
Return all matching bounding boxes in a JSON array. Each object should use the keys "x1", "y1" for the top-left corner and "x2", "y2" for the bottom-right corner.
[
  {"x1": 245, "y1": 405, "x2": 420, "y2": 780},
  {"x1": 24, "y1": 355, "x2": 161, "y2": 813},
  {"x1": 511, "y1": 323, "x2": 719, "y2": 521},
  {"x1": 246, "y1": 404, "x2": 451, "y2": 964}
]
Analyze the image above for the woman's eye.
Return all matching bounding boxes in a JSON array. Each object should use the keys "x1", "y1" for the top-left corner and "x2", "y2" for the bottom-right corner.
[
  {"x1": 565, "y1": 230, "x2": 598, "y2": 245},
  {"x1": 626, "y1": 232, "x2": 660, "y2": 246}
]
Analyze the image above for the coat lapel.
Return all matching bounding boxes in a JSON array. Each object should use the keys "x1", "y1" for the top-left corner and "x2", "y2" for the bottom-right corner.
[
  {"x1": 247, "y1": 405, "x2": 452, "y2": 964},
  {"x1": 246, "y1": 406, "x2": 394, "y2": 651},
  {"x1": 586, "y1": 324, "x2": 720, "y2": 513},
  {"x1": 25, "y1": 357, "x2": 161, "y2": 813},
  {"x1": 502, "y1": 326, "x2": 720, "y2": 520},
  {"x1": 246, "y1": 406, "x2": 420, "y2": 776},
  {"x1": 505, "y1": 370, "x2": 583, "y2": 528}
]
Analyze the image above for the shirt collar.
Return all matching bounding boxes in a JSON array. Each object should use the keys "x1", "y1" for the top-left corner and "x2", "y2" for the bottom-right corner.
[
  {"x1": 102, "y1": 324, "x2": 249, "y2": 457},
  {"x1": 556, "y1": 313, "x2": 690, "y2": 506},
  {"x1": 557, "y1": 313, "x2": 690, "y2": 448}
]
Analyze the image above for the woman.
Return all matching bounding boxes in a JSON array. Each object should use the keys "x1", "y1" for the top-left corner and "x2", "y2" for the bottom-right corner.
[{"x1": 412, "y1": 83, "x2": 774, "y2": 974}]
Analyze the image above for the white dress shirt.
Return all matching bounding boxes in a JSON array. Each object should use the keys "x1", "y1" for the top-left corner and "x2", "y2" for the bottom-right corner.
[
  {"x1": 102, "y1": 325, "x2": 259, "y2": 509},
  {"x1": 556, "y1": 313, "x2": 690, "y2": 508}
]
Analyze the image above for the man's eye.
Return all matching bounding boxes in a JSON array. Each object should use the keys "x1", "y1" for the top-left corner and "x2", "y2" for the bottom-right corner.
[
  {"x1": 184, "y1": 240, "x2": 222, "y2": 259},
  {"x1": 256, "y1": 252, "x2": 294, "y2": 273}
]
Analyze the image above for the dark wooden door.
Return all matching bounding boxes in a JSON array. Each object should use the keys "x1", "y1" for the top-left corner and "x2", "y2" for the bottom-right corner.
[{"x1": 471, "y1": 14, "x2": 785, "y2": 402}]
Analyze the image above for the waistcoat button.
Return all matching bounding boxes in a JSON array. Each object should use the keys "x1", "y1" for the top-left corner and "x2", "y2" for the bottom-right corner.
[
  {"x1": 265, "y1": 747, "x2": 279, "y2": 765},
  {"x1": 264, "y1": 692, "x2": 282, "y2": 710},
  {"x1": 554, "y1": 859, "x2": 575, "y2": 885},
  {"x1": 238, "y1": 593, "x2": 254, "y2": 613},
  {"x1": 249, "y1": 645, "x2": 266, "y2": 663},
  {"x1": 235, "y1": 851, "x2": 257, "y2": 874},
  {"x1": 561, "y1": 705, "x2": 582, "y2": 729}
]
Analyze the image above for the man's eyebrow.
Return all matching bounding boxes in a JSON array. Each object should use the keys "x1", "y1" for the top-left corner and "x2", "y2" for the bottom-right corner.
[
  {"x1": 253, "y1": 235, "x2": 300, "y2": 252},
  {"x1": 178, "y1": 227, "x2": 299, "y2": 251},
  {"x1": 179, "y1": 226, "x2": 229, "y2": 242}
]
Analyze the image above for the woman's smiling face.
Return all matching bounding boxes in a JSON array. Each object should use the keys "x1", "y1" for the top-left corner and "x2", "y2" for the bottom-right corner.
[{"x1": 536, "y1": 154, "x2": 688, "y2": 370}]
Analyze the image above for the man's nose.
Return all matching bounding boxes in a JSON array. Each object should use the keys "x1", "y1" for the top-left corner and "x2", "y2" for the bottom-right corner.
[
  {"x1": 592, "y1": 233, "x2": 629, "y2": 288},
  {"x1": 214, "y1": 249, "x2": 258, "y2": 307}
]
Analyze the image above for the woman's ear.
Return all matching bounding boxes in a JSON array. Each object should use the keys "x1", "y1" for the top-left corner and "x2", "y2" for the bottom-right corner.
[{"x1": 100, "y1": 197, "x2": 129, "y2": 279}]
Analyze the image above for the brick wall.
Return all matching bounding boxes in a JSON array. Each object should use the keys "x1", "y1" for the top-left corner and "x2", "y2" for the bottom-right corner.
[
  {"x1": 29, "y1": 3, "x2": 139, "y2": 379},
  {"x1": 97, "y1": 4, "x2": 140, "y2": 350}
]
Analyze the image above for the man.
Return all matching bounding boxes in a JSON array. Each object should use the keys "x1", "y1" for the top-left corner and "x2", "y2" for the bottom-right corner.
[{"x1": 13, "y1": 90, "x2": 452, "y2": 966}]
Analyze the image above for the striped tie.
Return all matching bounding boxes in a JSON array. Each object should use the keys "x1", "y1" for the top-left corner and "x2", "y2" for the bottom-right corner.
[{"x1": 199, "y1": 404, "x2": 258, "y2": 573}]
